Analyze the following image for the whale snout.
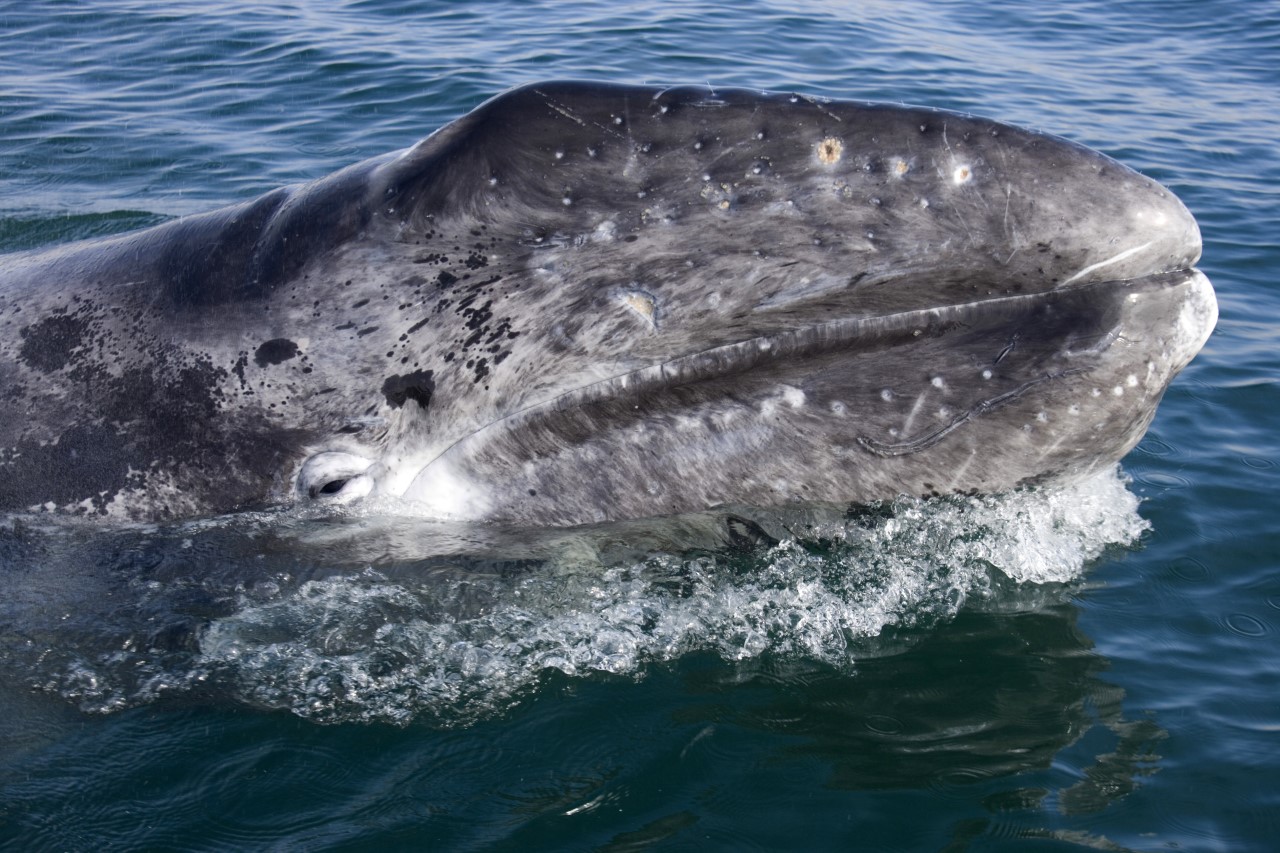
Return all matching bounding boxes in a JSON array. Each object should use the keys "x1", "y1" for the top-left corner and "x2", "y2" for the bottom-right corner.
[
  {"x1": 1144, "y1": 183, "x2": 1202, "y2": 271},
  {"x1": 1030, "y1": 140, "x2": 1204, "y2": 289}
]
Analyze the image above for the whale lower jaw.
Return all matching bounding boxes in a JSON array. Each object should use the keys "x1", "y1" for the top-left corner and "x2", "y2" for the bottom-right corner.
[{"x1": 400, "y1": 268, "x2": 1215, "y2": 525}]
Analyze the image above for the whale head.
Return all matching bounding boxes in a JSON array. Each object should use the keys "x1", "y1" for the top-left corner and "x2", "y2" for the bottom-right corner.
[{"x1": 0, "y1": 82, "x2": 1215, "y2": 523}]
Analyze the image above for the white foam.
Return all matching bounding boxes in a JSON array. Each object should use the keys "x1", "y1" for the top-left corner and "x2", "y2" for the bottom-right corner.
[
  {"x1": 17, "y1": 469, "x2": 1147, "y2": 723},
  {"x1": 186, "y1": 468, "x2": 1147, "y2": 725}
]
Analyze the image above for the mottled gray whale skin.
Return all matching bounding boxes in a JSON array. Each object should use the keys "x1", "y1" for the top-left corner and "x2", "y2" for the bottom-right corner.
[{"x1": 0, "y1": 81, "x2": 1216, "y2": 523}]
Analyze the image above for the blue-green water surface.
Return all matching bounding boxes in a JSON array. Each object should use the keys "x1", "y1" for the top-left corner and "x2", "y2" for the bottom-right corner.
[{"x1": 1, "y1": 1, "x2": 1278, "y2": 850}]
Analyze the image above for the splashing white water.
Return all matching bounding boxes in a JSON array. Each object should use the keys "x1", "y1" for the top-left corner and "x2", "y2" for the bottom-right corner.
[{"x1": 184, "y1": 468, "x2": 1146, "y2": 725}]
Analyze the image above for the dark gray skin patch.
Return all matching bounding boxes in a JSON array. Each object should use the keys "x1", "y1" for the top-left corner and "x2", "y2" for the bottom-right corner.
[
  {"x1": 382, "y1": 370, "x2": 435, "y2": 410},
  {"x1": 18, "y1": 311, "x2": 92, "y2": 372},
  {"x1": 0, "y1": 349, "x2": 253, "y2": 514},
  {"x1": 0, "y1": 421, "x2": 137, "y2": 512},
  {"x1": 254, "y1": 338, "x2": 299, "y2": 367}
]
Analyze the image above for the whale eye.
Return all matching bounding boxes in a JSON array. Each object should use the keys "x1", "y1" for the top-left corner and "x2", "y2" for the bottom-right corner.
[
  {"x1": 297, "y1": 451, "x2": 374, "y2": 502},
  {"x1": 312, "y1": 478, "x2": 350, "y2": 499}
]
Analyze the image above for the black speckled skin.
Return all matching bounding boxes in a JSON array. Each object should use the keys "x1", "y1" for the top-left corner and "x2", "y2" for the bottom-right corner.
[{"x1": 0, "y1": 81, "x2": 1215, "y2": 522}]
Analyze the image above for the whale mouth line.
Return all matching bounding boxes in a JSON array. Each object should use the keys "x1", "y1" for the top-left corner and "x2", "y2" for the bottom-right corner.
[{"x1": 407, "y1": 268, "x2": 1198, "y2": 488}]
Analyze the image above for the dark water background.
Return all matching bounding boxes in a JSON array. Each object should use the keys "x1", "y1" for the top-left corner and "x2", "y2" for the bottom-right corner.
[{"x1": 1, "y1": 1, "x2": 1278, "y2": 850}]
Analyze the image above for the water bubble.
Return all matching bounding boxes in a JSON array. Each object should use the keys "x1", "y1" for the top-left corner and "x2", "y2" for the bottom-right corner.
[
  {"x1": 1224, "y1": 613, "x2": 1269, "y2": 638},
  {"x1": 864, "y1": 714, "x2": 904, "y2": 735},
  {"x1": 1168, "y1": 557, "x2": 1209, "y2": 581}
]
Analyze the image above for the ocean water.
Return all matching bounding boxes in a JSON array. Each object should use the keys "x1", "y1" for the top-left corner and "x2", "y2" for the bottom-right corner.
[{"x1": 1, "y1": 1, "x2": 1277, "y2": 850}]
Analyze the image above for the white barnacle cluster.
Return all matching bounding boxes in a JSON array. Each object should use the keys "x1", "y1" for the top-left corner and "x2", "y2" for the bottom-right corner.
[
  {"x1": 638, "y1": 201, "x2": 678, "y2": 225},
  {"x1": 758, "y1": 384, "x2": 807, "y2": 417},
  {"x1": 591, "y1": 220, "x2": 617, "y2": 243},
  {"x1": 699, "y1": 178, "x2": 736, "y2": 211}
]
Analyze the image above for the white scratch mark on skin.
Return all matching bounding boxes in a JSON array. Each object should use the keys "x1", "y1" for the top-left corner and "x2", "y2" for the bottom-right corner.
[
  {"x1": 1061, "y1": 241, "x2": 1155, "y2": 285},
  {"x1": 902, "y1": 392, "x2": 926, "y2": 435},
  {"x1": 1037, "y1": 433, "x2": 1069, "y2": 461},
  {"x1": 1003, "y1": 183, "x2": 1020, "y2": 265},
  {"x1": 535, "y1": 90, "x2": 627, "y2": 139},
  {"x1": 536, "y1": 93, "x2": 586, "y2": 126},
  {"x1": 798, "y1": 94, "x2": 842, "y2": 123},
  {"x1": 947, "y1": 449, "x2": 977, "y2": 492}
]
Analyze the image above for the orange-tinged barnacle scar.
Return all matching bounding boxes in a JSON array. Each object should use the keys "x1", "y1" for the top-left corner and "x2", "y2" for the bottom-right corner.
[
  {"x1": 621, "y1": 290, "x2": 659, "y2": 329},
  {"x1": 817, "y1": 137, "x2": 843, "y2": 164}
]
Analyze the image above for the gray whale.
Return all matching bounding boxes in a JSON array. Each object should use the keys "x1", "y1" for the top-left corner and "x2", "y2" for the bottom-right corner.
[{"x1": 0, "y1": 81, "x2": 1216, "y2": 523}]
